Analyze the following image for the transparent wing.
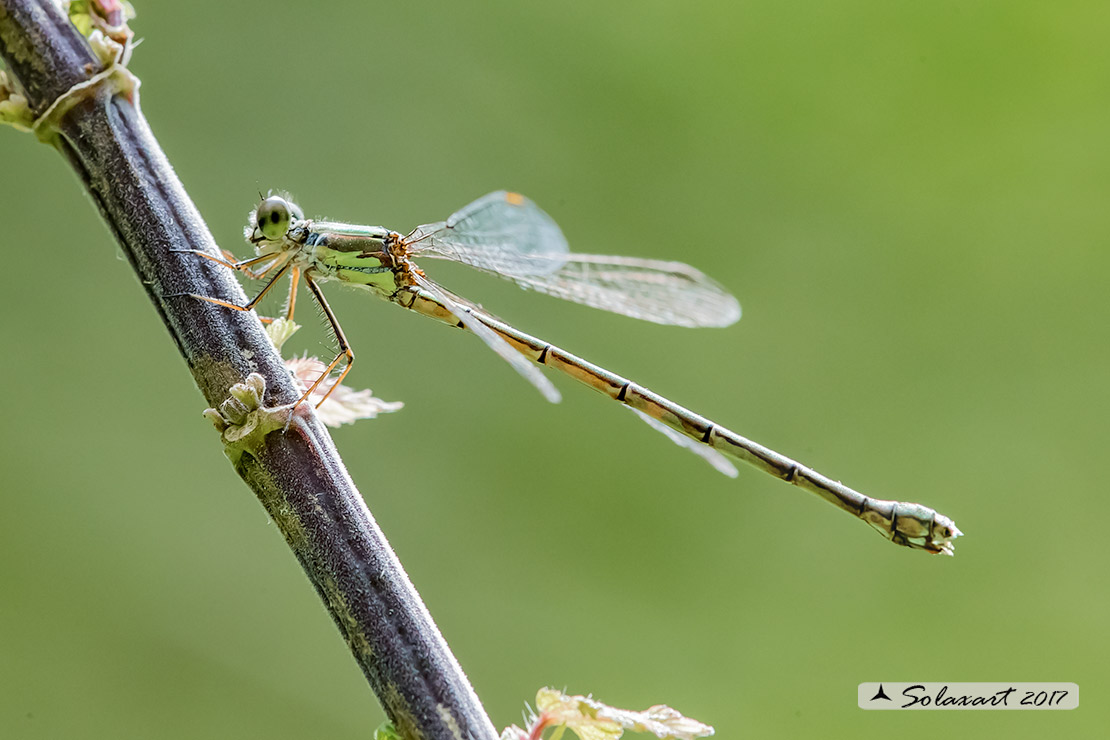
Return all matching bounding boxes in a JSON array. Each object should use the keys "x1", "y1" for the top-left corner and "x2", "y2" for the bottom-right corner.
[
  {"x1": 409, "y1": 272, "x2": 562, "y2": 404},
  {"x1": 421, "y1": 251, "x2": 741, "y2": 329},
  {"x1": 627, "y1": 408, "x2": 739, "y2": 478},
  {"x1": 407, "y1": 191, "x2": 569, "y2": 278},
  {"x1": 408, "y1": 190, "x2": 740, "y2": 327}
]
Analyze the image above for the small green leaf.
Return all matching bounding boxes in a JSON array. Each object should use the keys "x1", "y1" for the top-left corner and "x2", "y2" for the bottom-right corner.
[{"x1": 264, "y1": 317, "x2": 301, "y2": 351}]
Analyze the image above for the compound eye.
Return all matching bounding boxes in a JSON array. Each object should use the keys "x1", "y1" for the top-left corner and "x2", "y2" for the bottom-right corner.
[{"x1": 255, "y1": 196, "x2": 295, "y2": 240}]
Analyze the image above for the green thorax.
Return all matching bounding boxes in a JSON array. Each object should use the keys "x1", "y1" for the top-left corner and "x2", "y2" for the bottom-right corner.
[{"x1": 295, "y1": 219, "x2": 403, "y2": 294}]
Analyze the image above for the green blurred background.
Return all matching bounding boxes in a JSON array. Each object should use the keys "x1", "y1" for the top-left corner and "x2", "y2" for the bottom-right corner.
[{"x1": 2, "y1": 1, "x2": 1107, "y2": 737}]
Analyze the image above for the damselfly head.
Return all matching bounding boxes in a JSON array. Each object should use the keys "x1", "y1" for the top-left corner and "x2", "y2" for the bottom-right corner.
[{"x1": 247, "y1": 192, "x2": 304, "y2": 243}]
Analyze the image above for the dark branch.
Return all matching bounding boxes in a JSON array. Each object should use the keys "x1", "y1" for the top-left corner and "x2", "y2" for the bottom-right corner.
[{"x1": 0, "y1": 3, "x2": 497, "y2": 739}]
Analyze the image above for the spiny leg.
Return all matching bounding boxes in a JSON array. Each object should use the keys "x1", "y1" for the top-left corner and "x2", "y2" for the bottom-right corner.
[
  {"x1": 300, "y1": 272, "x2": 354, "y2": 407},
  {"x1": 241, "y1": 255, "x2": 288, "y2": 281},
  {"x1": 178, "y1": 249, "x2": 278, "y2": 274},
  {"x1": 242, "y1": 265, "x2": 299, "y2": 325},
  {"x1": 252, "y1": 267, "x2": 297, "y2": 326},
  {"x1": 190, "y1": 259, "x2": 293, "y2": 313},
  {"x1": 175, "y1": 250, "x2": 291, "y2": 322},
  {"x1": 284, "y1": 267, "x2": 300, "y2": 321}
]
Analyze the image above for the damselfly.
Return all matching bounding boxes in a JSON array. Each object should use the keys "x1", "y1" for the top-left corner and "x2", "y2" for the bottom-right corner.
[{"x1": 187, "y1": 191, "x2": 961, "y2": 554}]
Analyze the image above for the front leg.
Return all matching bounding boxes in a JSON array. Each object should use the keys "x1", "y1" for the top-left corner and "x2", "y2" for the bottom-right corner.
[
  {"x1": 176, "y1": 249, "x2": 298, "y2": 321},
  {"x1": 190, "y1": 258, "x2": 293, "y2": 313},
  {"x1": 176, "y1": 248, "x2": 278, "y2": 275}
]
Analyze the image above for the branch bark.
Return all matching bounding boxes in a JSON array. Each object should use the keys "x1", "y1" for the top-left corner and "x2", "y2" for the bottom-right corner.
[{"x1": 0, "y1": 3, "x2": 498, "y2": 739}]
